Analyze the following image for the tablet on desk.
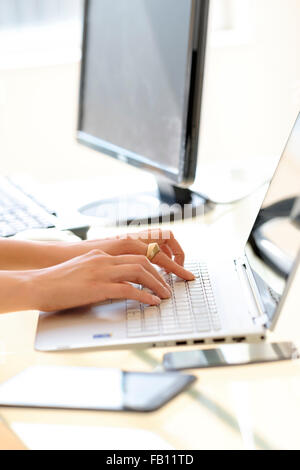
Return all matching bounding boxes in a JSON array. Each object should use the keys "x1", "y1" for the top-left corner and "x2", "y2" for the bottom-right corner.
[{"x1": 0, "y1": 366, "x2": 196, "y2": 412}]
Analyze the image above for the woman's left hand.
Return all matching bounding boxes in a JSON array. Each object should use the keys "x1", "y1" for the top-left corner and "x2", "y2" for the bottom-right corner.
[{"x1": 67, "y1": 229, "x2": 195, "y2": 281}]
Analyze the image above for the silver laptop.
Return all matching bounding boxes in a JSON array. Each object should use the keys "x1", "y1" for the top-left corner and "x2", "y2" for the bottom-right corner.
[{"x1": 35, "y1": 114, "x2": 300, "y2": 352}]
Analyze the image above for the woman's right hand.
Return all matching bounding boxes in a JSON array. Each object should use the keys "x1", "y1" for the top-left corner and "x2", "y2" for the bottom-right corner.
[{"x1": 29, "y1": 250, "x2": 172, "y2": 312}]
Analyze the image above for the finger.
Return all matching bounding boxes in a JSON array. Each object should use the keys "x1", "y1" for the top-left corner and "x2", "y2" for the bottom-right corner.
[
  {"x1": 110, "y1": 264, "x2": 171, "y2": 299},
  {"x1": 153, "y1": 251, "x2": 195, "y2": 281},
  {"x1": 119, "y1": 240, "x2": 194, "y2": 281},
  {"x1": 160, "y1": 244, "x2": 173, "y2": 259},
  {"x1": 161, "y1": 231, "x2": 185, "y2": 266},
  {"x1": 132, "y1": 229, "x2": 185, "y2": 266},
  {"x1": 107, "y1": 283, "x2": 161, "y2": 306},
  {"x1": 109, "y1": 254, "x2": 171, "y2": 292},
  {"x1": 127, "y1": 229, "x2": 162, "y2": 243}
]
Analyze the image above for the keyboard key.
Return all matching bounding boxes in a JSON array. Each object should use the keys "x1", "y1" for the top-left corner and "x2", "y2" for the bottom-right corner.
[
  {"x1": 177, "y1": 317, "x2": 193, "y2": 327},
  {"x1": 175, "y1": 303, "x2": 190, "y2": 311},
  {"x1": 144, "y1": 307, "x2": 159, "y2": 320},
  {"x1": 162, "y1": 325, "x2": 179, "y2": 334},
  {"x1": 196, "y1": 323, "x2": 211, "y2": 333},
  {"x1": 126, "y1": 261, "x2": 220, "y2": 338},
  {"x1": 128, "y1": 330, "x2": 144, "y2": 337}
]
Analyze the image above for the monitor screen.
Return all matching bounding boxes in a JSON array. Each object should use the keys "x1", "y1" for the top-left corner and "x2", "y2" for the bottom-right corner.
[
  {"x1": 78, "y1": 0, "x2": 209, "y2": 184},
  {"x1": 246, "y1": 113, "x2": 300, "y2": 326}
]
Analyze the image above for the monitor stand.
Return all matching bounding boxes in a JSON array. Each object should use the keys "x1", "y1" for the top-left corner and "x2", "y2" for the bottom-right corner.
[{"x1": 78, "y1": 178, "x2": 211, "y2": 226}]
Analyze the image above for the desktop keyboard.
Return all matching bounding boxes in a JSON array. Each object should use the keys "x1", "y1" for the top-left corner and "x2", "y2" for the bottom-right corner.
[
  {"x1": 0, "y1": 177, "x2": 56, "y2": 238},
  {"x1": 126, "y1": 261, "x2": 221, "y2": 337}
]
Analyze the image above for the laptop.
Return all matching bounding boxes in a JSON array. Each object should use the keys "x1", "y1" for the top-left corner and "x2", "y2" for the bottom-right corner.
[{"x1": 35, "y1": 113, "x2": 300, "y2": 351}]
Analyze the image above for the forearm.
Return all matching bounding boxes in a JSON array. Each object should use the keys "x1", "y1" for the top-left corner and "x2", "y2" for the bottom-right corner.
[
  {"x1": 0, "y1": 239, "x2": 75, "y2": 270},
  {"x1": 0, "y1": 270, "x2": 35, "y2": 314}
]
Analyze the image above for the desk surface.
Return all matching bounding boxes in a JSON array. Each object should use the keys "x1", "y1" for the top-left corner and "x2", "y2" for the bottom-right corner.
[
  {"x1": 0, "y1": 63, "x2": 300, "y2": 450},
  {"x1": 0, "y1": 187, "x2": 299, "y2": 450}
]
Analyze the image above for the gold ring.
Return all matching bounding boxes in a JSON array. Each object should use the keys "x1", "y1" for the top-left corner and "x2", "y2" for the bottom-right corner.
[{"x1": 146, "y1": 242, "x2": 161, "y2": 261}]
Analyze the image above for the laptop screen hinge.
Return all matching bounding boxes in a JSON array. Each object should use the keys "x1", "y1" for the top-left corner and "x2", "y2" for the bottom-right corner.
[{"x1": 253, "y1": 314, "x2": 269, "y2": 327}]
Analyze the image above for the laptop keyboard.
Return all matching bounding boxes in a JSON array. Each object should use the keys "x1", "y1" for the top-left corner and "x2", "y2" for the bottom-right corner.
[{"x1": 126, "y1": 261, "x2": 221, "y2": 338}]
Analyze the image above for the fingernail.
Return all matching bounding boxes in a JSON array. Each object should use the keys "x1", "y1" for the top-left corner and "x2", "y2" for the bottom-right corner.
[
  {"x1": 185, "y1": 271, "x2": 195, "y2": 280},
  {"x1": 161, "y1": 279, "x2": 172, "y2": 292},
  {"x1": 152, "y1": 296, "x2": 161, "y2": 305},
  {"x1": 162, "y1": 287, "x2": 171, "y2": 298}
]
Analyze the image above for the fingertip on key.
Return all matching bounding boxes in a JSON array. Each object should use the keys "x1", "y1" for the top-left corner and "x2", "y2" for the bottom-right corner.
[
  {"x1": 179, "y1": 267, "x2": 195, "y2": 281},
  {"x1": 151, "y1": 296, "x2": 161, "y2": 305}
]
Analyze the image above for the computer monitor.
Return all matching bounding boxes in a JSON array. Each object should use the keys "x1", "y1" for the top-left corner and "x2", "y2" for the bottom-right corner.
[{"x1": 77, "y1": 0, "x2": 210, "y2": 225}]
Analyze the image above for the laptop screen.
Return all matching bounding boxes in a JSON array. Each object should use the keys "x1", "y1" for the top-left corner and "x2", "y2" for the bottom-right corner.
[{"x1": 246, "y1": 113, "x2": 300, "y2": 326}]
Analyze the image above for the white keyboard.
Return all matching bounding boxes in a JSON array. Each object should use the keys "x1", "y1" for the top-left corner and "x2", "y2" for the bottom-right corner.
[
  {"x1": 126, "y1": 261, "x2": 221, "y2": 338},
  {"x1": 0, "y1": 177, "x2": 56, "y2": 237}
]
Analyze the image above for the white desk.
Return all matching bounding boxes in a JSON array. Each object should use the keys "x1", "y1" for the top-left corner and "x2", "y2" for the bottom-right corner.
[
  {"x1": 0, "y1": 184, "x2": 299, "y2": 450},
  {"x1": 0, "y1": 63, "x2": 299, "y2": 450}
]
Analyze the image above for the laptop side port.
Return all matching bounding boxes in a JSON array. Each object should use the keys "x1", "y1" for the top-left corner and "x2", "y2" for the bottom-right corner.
[
  {"x1": 213, "y1": 338, "x2": 226, "y2": 343},
  {"x1": 193, "y1": 339, "x2": 205, "y2": 345},
  {"x1": 176, "y1": 341, "x2": 187, "y2": 346},
  {"x1": 232, "y1": 337, "x2": 246, "y2": 343}
]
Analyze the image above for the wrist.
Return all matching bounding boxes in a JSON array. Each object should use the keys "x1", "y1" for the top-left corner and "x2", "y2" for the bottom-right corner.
[
  {"x1": 53, "y1": 240, "x2": 95, "y2": 261},
  {"x1": 21, "y1": 268, "x2": 53, "y2": 312},
  {"x1": 33, "y1": 241, "x2": 85, "y2": 268},
  {"x1": 16, "y1": 270, "x2": 43, "y2": 312},
  {"x1": 0, "y1": 270, "x2": 40, "y2": 314}
]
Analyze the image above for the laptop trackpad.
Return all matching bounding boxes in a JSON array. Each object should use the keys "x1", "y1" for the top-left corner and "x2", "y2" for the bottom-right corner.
[{"x1": 35, "y1": 301, "x2": 127, "y2": 352}]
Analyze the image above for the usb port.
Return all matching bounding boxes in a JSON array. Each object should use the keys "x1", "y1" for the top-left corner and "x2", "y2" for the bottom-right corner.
[
  {"x1": 176, "y1": 341, "x2": 187, "y2": 346},
  {"x1": 213, "y1": 338, "x2": 225, "y2": 343},
  {"x1": 232, "y1": 337, "x2": 246, "y2": 343}
]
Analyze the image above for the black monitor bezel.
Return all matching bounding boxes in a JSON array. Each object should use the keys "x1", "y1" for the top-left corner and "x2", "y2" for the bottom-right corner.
[{"x1": 77, "y1": 0, "x2": 209, "y2": 186}]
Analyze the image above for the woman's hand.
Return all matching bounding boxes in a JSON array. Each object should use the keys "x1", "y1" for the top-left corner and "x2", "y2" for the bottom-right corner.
[
  {"x1": 30, "y1": 249, "x2": 173, "y2": 312},
  {"x1": 0, "y1": 230, "x2": 194, "y2": 314},
  {"x1": 0, "y1": 229, "x2": 194, "y2": 282},
  {"x1": 67, "y1": 229, "x2": 195, "y2": 281}
]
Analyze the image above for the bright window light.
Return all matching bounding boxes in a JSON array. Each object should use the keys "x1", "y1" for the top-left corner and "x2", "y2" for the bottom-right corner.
[{"x1": 0, "y1": 0, "x2": 84, "y2": 69}]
